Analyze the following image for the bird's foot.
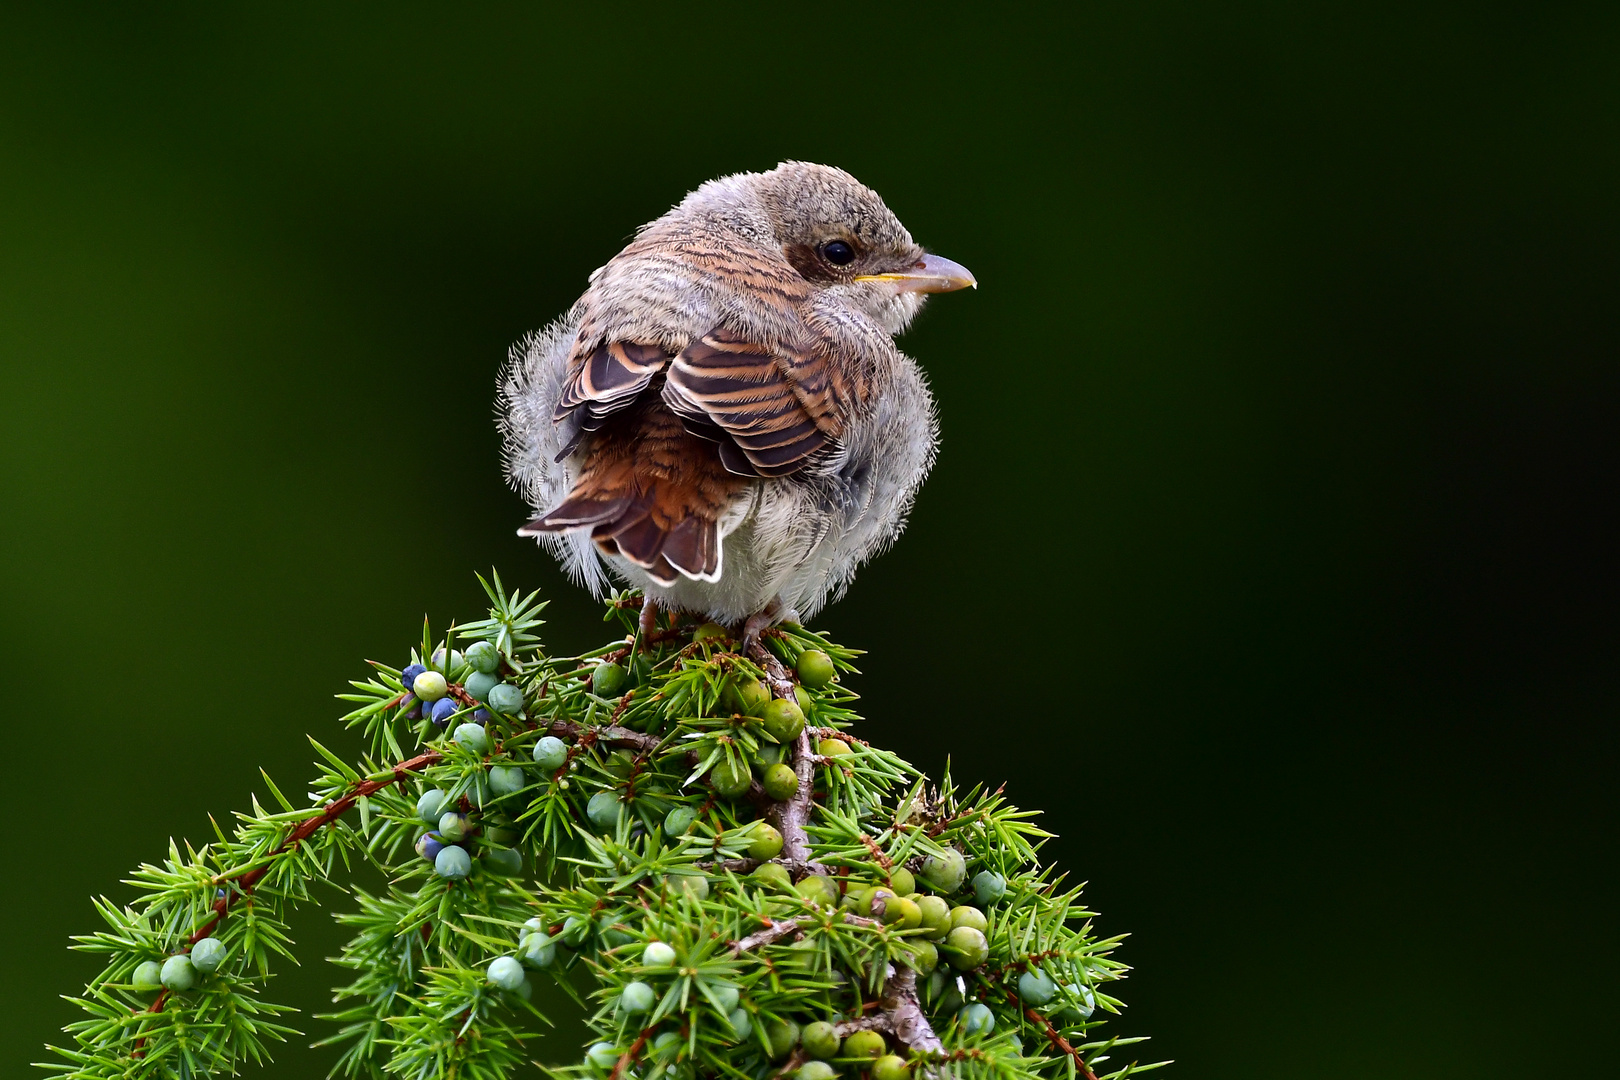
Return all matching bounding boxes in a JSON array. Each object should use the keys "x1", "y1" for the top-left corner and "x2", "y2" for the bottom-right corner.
[
  {"x1": 637, "y1": 597, "x2": 660, "y2": 639},
  {"x1": 740, "y1": 597, "x2": 786, "y2": 653}
]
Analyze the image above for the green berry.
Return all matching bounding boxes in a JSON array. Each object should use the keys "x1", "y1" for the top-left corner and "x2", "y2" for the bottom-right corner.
[
  {"x1": 532, "y1": 735, "x2": 568, "y2": 771},
  {"x1": 416, "y1": 788, "x2": 451, "y2": 825},
  {"x1": 160, "y1": 955, "x2": 196, "y2": 992},
  {"x1": 452, "y1": 722, "x2": 490, "y2": 755},
  {"x1": 488, "y1": 765, "x2": 525, "y2": 797},
  {"x1": 958, "y1": 1002, "x2": 995, "y2": 1035},
  {"x1": 485, "y1": 823, "x2": 519, "y2": 845},
  {"x1": 943, "y1": 926, "x2": 989, "y2": 970},
  {"x1": 890, "y1": 896, "x2": 923, "y2": 929},
  {"x1": 592, "y1": 662, "x2": 628, "y2": 698},
  {"x1": 756, "y1": 742, "x2": 788, "y2": 767},
  {"x1": 434, "y1": 845, "x2": 472, "y2": 879},
  {"x1": 643, "y1": 940, "x2": 677, "y2": 968},
  {"x1": 872, "y1": 1055, "x2": 911, "y2": 1080},
  {"x1": 464, "y1": 669, "x2": 499, "y2": 702},
  {"x1": 888, "y1": 867, "x2": 915, "y2": 896},
  {"x1": 798, "y1": 1063, "x2": 836, "y2": 1080},
  {"x1": 190, "y1": 937, "x2": 226, "y2": 974},
  {"x1": 519, "y1": 931, "x2": 555, "y2": 968},
  {"x1": 693, "y1": 621, "x2": 729, "y2": 642},
  {"x1": 949, "y1": 905, "x2": 988, "y2": 933},
  {"x1": 438, "y1": 811, "x2": 471, "y2": 842},
  {"x1": 488, "y1": 955, "x2": 524, "y2": 991},
  {"x1": 905, "y1": 939, "x2": 939, "y2": 975},
  {"x1": 466, "y1": 640, "x2": 500, "y2": 674},
  {"x1": 749, "y1": 862, "x2": 793, "y2": 892},
  {"x1": 483, "y1": 846, "x2": 522, "y2": 876},
  {"x1": 794, "y1": 685, "x2": 813, "y2": 715},
  {"x1": 412, "y1": 670, "x2": 448, "y2": 702},
  {"x1": 817, "y1": 737, "x2": 853, "y2": 759},
  {"x1": 587, "y1": 791, "x2": 623, "y2": 830},
  {"x1": 131, "y1": 960, "x2": 163, "y2": 990},
  {"x1": 652, "y1": 1031, "x2": 682, "y2": 1057},
  {"x1": 727, "y1": 1006, "x2": 752, "y2": 1040},
  {"x1": 917, "y1": 895, "x2": 953, "y2": 939},
  {"x1": 487, "y1": 682, "x2": 524, "y2": 715},
  {"x1": 796, "y1": 874, "x2": 840, "y2": 908},
  {"x1": 664, "y1": 806, "x2": 699, "y2": 836},
  {"x1": 762, "y1": 762, "x2": 799, "y2": 800},
  {"x1": 766, "y1": 1018, "x2": 801, "y2": 1061},
  {"x1": 796, "y1": 649, "x2": 836, "y2": 688},
  {"x1": 1018, "y1": 968, "x2": 1057, "y2": 1004},
  {"x1": 842, "y1": 1028, "x2": 886, "y2": 1059},
  {"x1": 725, "y1": 675, "x2": 770, "y2": 716},
  {"x1": 561, "y1": 915, "x2": 592, "y2": 947},
  {"x1": 972, "y1": 870, "x2": 1007, "y2": 905},
  {"x1": 431, "y1": 647, "x2": 465, "y2": 672},
  {"x1": 709, "y1": 757, "x2": 752, "y2": 798},
  {"x1": 668, "y1": 872, "x2": 709, "y2": 900},
  {"x1": 746, "y1": 821, "x2": 784, "y2": 860},
  {"x1": 801, "y1": 1020, "x2": 840, "y2": 1059},
  {"x1": 711, "y1": 984, "x2": 741, "y2": 1012},
  {"x1": 586, "y1": 1042, "x2": 620, "y2": 1069},
  {"x1": 918, "y1": 848, "x2": 966, "y2": 892},
  {"x1": 762, "y1": 698, "x2": 805, "y2": 742},
  {"x1": 620, "y1": 980, "x2": 656, "y2": 1013}
]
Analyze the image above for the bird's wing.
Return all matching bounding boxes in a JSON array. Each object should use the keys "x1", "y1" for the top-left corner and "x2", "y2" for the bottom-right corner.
[
  {"x1": 663, "y1": 326, "x2": 847, "y2": 478},
  {"x1": 552, "y1": 340, "x2": 673, "y2": 458}
]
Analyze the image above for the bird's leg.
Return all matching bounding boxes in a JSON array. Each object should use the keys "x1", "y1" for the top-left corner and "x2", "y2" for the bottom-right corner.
[
  {"x1": 740, "y1": 596, "x2": 785, "y2": 654},
  {"x1": 637, "y1": 596, "x2": 660, "y2": 639}
]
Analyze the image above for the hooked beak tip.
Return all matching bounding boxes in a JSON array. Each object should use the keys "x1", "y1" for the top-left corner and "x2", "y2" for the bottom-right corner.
[{"x1": 854, "y1": 253, "x2": 977, "y2": 294}]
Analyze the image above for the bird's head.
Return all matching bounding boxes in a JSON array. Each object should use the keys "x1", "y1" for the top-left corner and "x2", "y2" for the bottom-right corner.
[{"x1": 685, "y1": 161, "x2": 976, "y2": 335}]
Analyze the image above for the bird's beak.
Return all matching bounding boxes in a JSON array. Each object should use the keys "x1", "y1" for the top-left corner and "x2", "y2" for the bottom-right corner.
[{"x1": 854, "y1": 253, "x2": 977, "y2": 293}]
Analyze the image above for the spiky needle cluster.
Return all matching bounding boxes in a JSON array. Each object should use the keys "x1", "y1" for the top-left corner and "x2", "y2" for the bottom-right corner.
[{"x1": 40, "y1": 574, "x2": 1163, "y2": 1080}]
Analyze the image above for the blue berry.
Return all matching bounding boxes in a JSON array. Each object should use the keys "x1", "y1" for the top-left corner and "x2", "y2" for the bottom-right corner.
[
  {"x1": 464, "y1": 670, "x2": 499, "y2": 702},
  {"x1": 487, "y1": 955, "x2": 525, "y2": 991},
  {"x1": 401, "y1": 662, "x2": 427, "y2": 689},
  {"x1": 587, "y1": 791, "x2": 622, "y2": 831},
  {"x1": 190, "y1": 937, "x2": 226, "y2": 974},
  {"x1": 972, "y1": 870, "x2": 1007, "y2": 905},
  {"x1": 958, "y1": 1002, "x2": 995, "y2": 1035},
  {"x1": 466, "y1": 640, "x2": 500, "y2": 674},
  {"x1": 429, "y1": 697, "x2": 459, "y2": 728},
  {"x1": 620, "y1": 980, "x2": 656, "y2": 1013},
  {"x1": 434, "y1": 845, "x2": 472, "y2": 879},
  {"x1": 415, "y1": 831, "x2": 446, "y2": 863},
  {"x1": 160, "y1": 955, "x2": 196, "y2": 992},
  {"x1": 488, "y1": 765, "x2": 525, "y2": 797},
  {"x1": 412, "y1": 670, "x2": 448, "y2": 702},
  {"x1": 400, "y1": 692, "x2": 421, "y2": 719},
  {"x1": 472, "y1": 707, "x2": 492, "y2": 723},
  {"x1": 487, "y1": 682, "x2": 524, "y2": 715},
  {"x1": 131, "y1": 960, "x2": 163, "y2": 990},
  {"x1": 417, "y1": 789, "x2": 452, "y2": 825},
  {"x1": 1018, "y1": 968, "x2": 1056, "y2": 1005},
  {"x1": 532, "y1": 736, "x2": 568, "y2": 771},
  {"x1": 452, "y1": 722, "x2": 490, "y2": 755},
  {"x1": 484, "y1": 846, "x2": 522, "y2": 876}
]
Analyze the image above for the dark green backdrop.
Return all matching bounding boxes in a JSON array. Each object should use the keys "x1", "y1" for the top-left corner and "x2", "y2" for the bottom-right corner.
[{"x1": 3, "y1": 3, "x2": 1615, "y2": 1076}]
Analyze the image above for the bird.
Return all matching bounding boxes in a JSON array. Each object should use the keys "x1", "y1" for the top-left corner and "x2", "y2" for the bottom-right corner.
[{"x1": 498, "y1": 162, "x2": 974, "y2": 640}]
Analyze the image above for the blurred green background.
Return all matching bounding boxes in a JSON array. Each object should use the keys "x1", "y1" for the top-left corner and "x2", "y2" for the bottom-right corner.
[{"x1": 3, "y1": 2, "x2": 1615, "y2": 1076}]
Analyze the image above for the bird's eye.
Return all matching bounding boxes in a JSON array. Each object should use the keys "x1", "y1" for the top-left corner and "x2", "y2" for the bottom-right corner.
[{"x1": 821, "y1": 240, "x2": 856, "y2": 266}]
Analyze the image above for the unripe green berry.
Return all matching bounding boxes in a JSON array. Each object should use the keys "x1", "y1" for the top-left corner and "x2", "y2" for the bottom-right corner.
[
  {"x1": 160, "y1": 955, "x2": 196, "y2": 992},
  {"x1": 434, "y1": 845, "x2": 472, "y2": 879},
  {"x1": 972, "y1": 870, "x2": 1007, "y2": 905},
  {"x1": 532, "y1": 735, "x2": 568, "y2": 771},
  {"x1": 464, "y1": 669, "x2": 499, "y2": 702},
  {"x1": 466, "y1": 640, "x2": 500, "y2": 673},
  {"x1": 620, "y1": 980, "x2": 656, "y2": 1013},
  {"x1": 711, "y1": 984, "x2": 741, "y2": 1012},
  {"x1": 664, "y1": 805, "x2": 698, "y2": 836},
  {"x1": 592, "y1": 661, "x2": 627, "y2": 698},
  {"x1": 795, "y1": 874, "x2": 840, "y2": 908},
  {"x1": 487, "y1": 682, "x2": 524, "y2": 715},
  {"x1": 652, "y1": 1031, "x2": 682, "y2": 1057},
  {"x1": 417, "y1": 788, "x2": 451, "y2": 824},
  {"x1": 431, "y1": 647, "x2": 465, "y2": 672},
  {"x1": 889, "y1": 867, "x2": 916, "y2": 896},
  {"x1": 587, "y1": 791, "x2": 623, "y2": 830},
  {"x1": 488, "y1": 955, "x2": 524, "y2": 991},
  {"x1": 918, "y1": 848, "x2": 966, "y2": 892},
  {"x1": 667, "y1": 872, "x2": 709, "y2": 900},
  {"x1": 958, "y1": 1002, "x2": 995, "y2": 1035},
  {"x1": 586, "y1": 1042, "x2": 620, "y2": 1069},
  {"x1": 917, "y1": 895, "x2": 953, "y2": 939},
  {"x1": 727, "y1": 1006, "x2": 752, "y2": 1040},
  {"x1": 190, "y1": 937, "x2": 226, "y2": 974},
  {"x1": 872, "y1": 1055, "x2": 911, "y2": 1080},
  {"x1": 132, "y1": 960, "x2": 163, "y2": 990},
  {"x1": 709, "y1": 757, "x2": 752, "y2": 798},
  {"x1": 798, "y1": 1063, "x2": 836, "y2": 1080},
  {"x1": 452, "y1": 722, "x2": 490, "y2": 755},
  {"x1": 1018, "y1": 967, "x2": 1057, "y2": 1005},
  {"x1": 842, "y1": 1028, "x2": 886, "y2": 1059},
  {"x1": 943, "y1": 926, "x2": 990, "y2": 970},
  {"x1": 906, "y1": 939, "x2": 939, "y2": 975},
  {"x1": 766, "y1": 1018, "x2": 801, "y2": 1061},
  {"x1": 693, "y1": 621, "x2": 728, "y2": 642},
  {"x1": 488, "y1": 765, "x2": 525, "y2": 797},
  {"x1": 762, "y1": 698, "x2": 805, "y2": 743},
  {"x1": 520, "y1": 931, "x2": 556, "y2": 968},
  {"x1": 796, "y1": 649, "x2": 836, "y2": 688},
  {"x1": 438, "y1": 811, "x2": 470, "y2": 842},
  {"x1": 483, "y1": 846, "x2": 522, "y2": 875},
  {"x1": 801, "y1": 1020, "x2": 840, "y2": 1060},
  {"x1": 412, "y1": 670, "x2": 448, "y2": 702},
  {"x1": 725, "y1": 675, "x2": 770, "y2": 716},
  {"x1": 817, "y1": 737, "x2": 853, "y2": 759},
  {"x1": 794, "y1": 685, "x2": 813, "y2": 715},
  {"x1": 749, "y1": 862, "x2": 793, "y2": 892},
  {"x1": 642, "y1": 940, "x2": 677, "y2": 968},
  {"x1": 561, "y1": 915, "x2": 592, "y2": 947},
  {"x1": 890, "y1": 896, "x2": 923, "y2": 930},
  {"x1": 949, "y1": 905, "x2": 988, "y2": 933},
  {"x1": 746, "y1": 822, "x2": 784, "y2": 860},
  {"x1": 762, "y1": 762, "x2": 799, "y2": 801}
]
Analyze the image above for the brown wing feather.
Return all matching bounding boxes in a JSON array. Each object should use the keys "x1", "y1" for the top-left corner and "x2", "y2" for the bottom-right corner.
[
  {"x1": 553, "y1": 340, "x2": 672, "y2": 459},
  {"x1": 663, "y1": 326, "x2": 846, "y2": 478}
]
